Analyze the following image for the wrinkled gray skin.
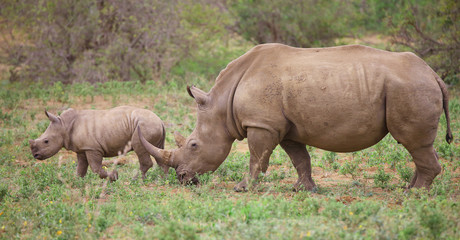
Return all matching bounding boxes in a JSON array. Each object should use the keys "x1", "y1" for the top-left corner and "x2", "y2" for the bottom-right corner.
[
  {"x1": 139, "y1": 44, "x2": 453, "y2": 191},
  {"x1": 30, "y1": 106, "x2": 168, "y2": 181}
]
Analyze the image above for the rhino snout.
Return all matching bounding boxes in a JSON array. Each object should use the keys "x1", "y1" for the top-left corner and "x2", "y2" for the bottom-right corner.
[
  {"x1": 177, "y1": 171, "x2": 199, "y2": 185},
  {"x1": 32, "y1": 151, "x2": 45, "y2": 160}
]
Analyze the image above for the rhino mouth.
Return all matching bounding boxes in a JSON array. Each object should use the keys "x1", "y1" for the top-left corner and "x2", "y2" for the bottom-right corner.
[
  {"x1": 31, "y1": 150, "x2": 46, "y2": 160},
  {"x1": 177, "y1": 171, "x2": 199, "y2": 185},
  {"x1": 33, "y1": 153, "x2": 45, "y2": 160}
]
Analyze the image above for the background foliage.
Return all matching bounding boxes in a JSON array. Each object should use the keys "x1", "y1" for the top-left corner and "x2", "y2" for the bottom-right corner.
[{"x1": 0, "y1": 0, "x2": 458, "y2": 84}]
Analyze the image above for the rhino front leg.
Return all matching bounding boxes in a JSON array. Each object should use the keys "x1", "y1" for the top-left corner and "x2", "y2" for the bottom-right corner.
[
  {"x1": 234, "y1": 128, "x2": 278, "y2": 192},
  {"x1": 280, "y1": 140, "x2": 316, "y2": 192},
  {"x1": 76, "y1": 153, "x2": 89, "y2": 178},
  {"x1": 86, "y1": 151, "x2": 118, "y2": 181}
]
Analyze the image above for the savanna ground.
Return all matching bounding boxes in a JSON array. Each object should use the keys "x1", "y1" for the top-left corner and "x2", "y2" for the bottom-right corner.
[{"x1": 0, "y1": 79, "x2": 459, "y2": 239}]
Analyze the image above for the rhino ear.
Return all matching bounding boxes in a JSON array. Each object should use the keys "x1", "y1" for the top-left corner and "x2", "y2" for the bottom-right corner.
[
  {"x1": 174, "y1": 131, "x2": 186, "y2": 148},
  {"x1": 45, "y1": 110, "x2": 60, "y2": 123},
  {"x1": 187, "y1": 85, "x2": 209, "y2": 106}
]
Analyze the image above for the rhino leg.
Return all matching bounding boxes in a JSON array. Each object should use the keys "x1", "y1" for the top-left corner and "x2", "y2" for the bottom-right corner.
[
  {"x1": 407, "y1": 146, "x2": 441, "y2": 189},
  {"x1": 132, "y1": 134, "x2": 168, "y2": 179},
  {"x1": 86, "y1": 151, "x2": 118, "y2": 181},
  {"x1": 76, "y1": 153, "x2": 89, "y2": 178},
  {"x1": 134, "y1": 151, "x2": 154, "y2": 180},
  {"x1": 234, "y1": 128, "x2": 278, "y2": 192},
  {"x1": 280, "y1": 140, "x2": 316, "y2": 192},
  {"x1": 408, "y1": 170, "x2": 418, "y2": 189}
]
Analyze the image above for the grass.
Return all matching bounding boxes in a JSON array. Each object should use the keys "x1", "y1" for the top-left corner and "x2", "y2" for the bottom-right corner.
[{"x1": 0, "y1": 80, "x2": 459, "y2": 239}]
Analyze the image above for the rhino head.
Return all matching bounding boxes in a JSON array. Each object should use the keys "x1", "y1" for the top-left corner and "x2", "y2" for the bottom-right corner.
[
  {"x1": 139, "y1": 86, "x2": 235, "y2": 184},
  {"x1": 29, "y1": 111, "x2": 66, "y2": 160}
]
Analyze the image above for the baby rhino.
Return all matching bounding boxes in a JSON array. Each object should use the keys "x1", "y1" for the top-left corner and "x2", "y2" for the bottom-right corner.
[{"x1": 29, "y1": 106, "x2": 168, "y2": 181}]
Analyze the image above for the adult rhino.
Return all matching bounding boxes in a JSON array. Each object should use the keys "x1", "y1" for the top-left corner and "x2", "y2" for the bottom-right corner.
[{"x1": 139, "y1": 43, "x2": 452, "y2": 191}]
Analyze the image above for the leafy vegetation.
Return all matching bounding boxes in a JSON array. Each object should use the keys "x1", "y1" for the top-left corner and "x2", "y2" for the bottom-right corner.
[{"x1": 386, "y1": 0, "x2": 459, "y2": 84}]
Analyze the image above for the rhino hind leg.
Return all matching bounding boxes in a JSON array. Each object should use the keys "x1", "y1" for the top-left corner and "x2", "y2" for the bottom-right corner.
[
  {"x1": 280, "y1": 140, "x2": 316, "y2": 192},
  {"x1": 132, "y1": 128, "x2": 169, "y2": 179},
  {"x1": 386, "y1": 116, "x2": 441, "y2": 189},
  {"x1": 407, "y1": 146, "x2": 441, "y2": 189},
  {"x1": 385, "y1": 86, "x2": 443, "y2": 190},
  {"x1": 135, "y1": 151, "x2": 154, "y2": 180},
  {"x1": 234, "y1": 128, "x2": 279, "y2": 192}
]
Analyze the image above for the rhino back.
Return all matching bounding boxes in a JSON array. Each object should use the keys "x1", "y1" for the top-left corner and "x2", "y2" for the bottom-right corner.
[
  {"x1": 68, "y1": 106, "x2": 163, "y2": 157},
  {"x1": 232, "y1": 44, "x2": 441, "y2": 152}
]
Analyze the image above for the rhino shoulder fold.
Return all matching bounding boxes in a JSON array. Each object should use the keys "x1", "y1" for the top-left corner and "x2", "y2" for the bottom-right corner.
[
  {"x1": 60, "y1": 108, "x2": 77, "y2": 119},
  {"x1": 59, "y1": 109, "x2": 77, "y2": 134}
]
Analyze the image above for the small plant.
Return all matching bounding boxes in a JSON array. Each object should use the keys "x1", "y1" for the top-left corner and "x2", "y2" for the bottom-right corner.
[
  {"x1": 339, "y1": 161, "x2": 359, "y2": 179},
  {"x1": 0, "y1": 184, "x2": 8, "y2": 202},
  {"x1": 197, "y1": 172, "x2": 213, "y2": 185},
  {"x1": 396, "y1": 164, "x2": 413, "y2": 185},
  {"x1": 418, "y1": 203, "x2": 446, "y2": 239},
  {"x1": 373, "y1": 166, "x2": 392, "y2": 189},
  {"x1": 322, "y1": 151, "x2": 341, "y2": 171},
  {"x1": 322, "y1": 151, "x2": 337, "y2": 165}
]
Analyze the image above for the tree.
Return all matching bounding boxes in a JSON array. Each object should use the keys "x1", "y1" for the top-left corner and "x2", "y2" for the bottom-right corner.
[
  {"x1": 0, "y1": 0, "x2": 230, "y2": 83},
  {"x1": 387, "y1": 0, "x2": 459, "y2": 84},
  {"x1": 229, "y1": 0, "x2": 353, "y2": 48}
]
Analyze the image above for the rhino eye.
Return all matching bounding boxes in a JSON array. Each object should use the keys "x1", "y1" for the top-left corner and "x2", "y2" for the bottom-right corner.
[
  {"x1": 44, "y1": 140, "x2": 49, "y2": 144},
  {"x1": 191, "y1": 143, "x2": 197, "y2": 147}
]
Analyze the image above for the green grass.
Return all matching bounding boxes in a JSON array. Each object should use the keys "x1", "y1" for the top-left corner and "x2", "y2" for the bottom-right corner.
[{"x1": 0, "y1": 80, "x2": 459, "y2": 239}]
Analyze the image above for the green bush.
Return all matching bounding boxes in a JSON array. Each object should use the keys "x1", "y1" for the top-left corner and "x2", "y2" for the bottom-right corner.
[{"x1": 374, "y1": 166, "x2": 392, "y2": 189}]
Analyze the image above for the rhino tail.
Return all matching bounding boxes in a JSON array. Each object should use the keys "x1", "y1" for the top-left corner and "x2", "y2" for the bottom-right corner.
[{"x1": 434, "y1": 74, "x2": 453, "y2": 144}]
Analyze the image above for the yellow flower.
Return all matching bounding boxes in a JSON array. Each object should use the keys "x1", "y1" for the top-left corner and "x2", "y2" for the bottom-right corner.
[
  {"x1": 56, "y1": 230, "x2": 62, "y2": 236},
  {"x1": 59, "y1": 219, "x2": 62, "y2": 224},
  {"x1": 50, "y1": 201, "x2": 53, "y2": 204},
  {"x1": 307, "y1": 231, "x2": 311, "y2": 237},
  {"x1": 343, "y1": 226, "x2": 348, "y2": 230},
  {"x1": 349, "y1": 211, "x2": 353, "y2": 216},
  {"x1": 1, "y1": 225, "x2": 5, "y2": 230},
  {"x1": 359, "y1": 225, "x2": 363, "y2": 228},
  {"x1": 23, "y1": 221, "x2": 27, "y2": 226}
]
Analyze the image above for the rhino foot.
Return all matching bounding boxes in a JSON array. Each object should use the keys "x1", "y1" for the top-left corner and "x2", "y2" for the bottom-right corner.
[
  {"x1": 293, "y1": 179, "x2": 317, "y2": 192},
  {"x1": 109, "y1": 169, "x2": 119, "y2": 182},
  {"x1": 234, "y1": 179, "x2": 248, "y2": 192}
]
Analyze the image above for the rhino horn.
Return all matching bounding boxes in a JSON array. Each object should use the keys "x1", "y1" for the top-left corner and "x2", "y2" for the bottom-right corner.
[
  {"x1": 174, "y1": 131, "x2": 186, "y2": 148},
  {"x1": 45, "y1": 110, "x2": 60, "y2": 123},
  {"x1": 137, "y1": 126, "x2": 175, "y2": 168},
  {"x1": 187, "y1": 85, "x2": 209, "y2": 106}
]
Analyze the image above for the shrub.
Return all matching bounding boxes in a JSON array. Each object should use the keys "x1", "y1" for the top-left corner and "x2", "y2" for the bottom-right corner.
[
  {"x1": 373, "y1": 166, "x2": 392, "y2": 189},
  {"x1": 387, "y1": 0, "x2": 459, "y2": 84}
]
